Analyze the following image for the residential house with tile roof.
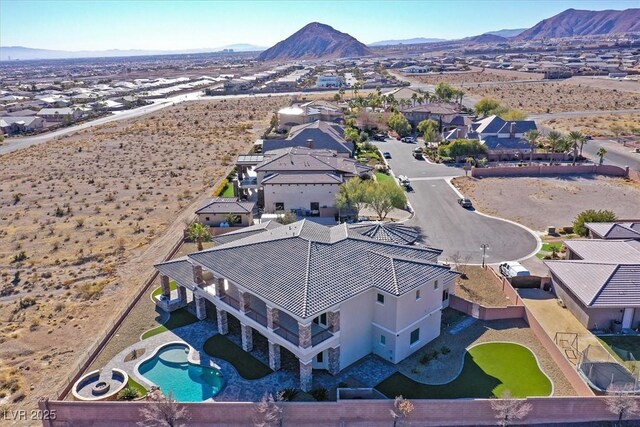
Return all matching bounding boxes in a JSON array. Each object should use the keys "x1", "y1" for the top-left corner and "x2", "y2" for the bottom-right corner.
[
  {"x1": 586, "y1": 222, "x2": 640, "y2": 240},
  {"x1": 195, "y1": 197, "x2": 256, "y2": 227},
  {"x1": 545, "y1": 238, "x2": 640, "y2": 331},
  {"x1": 155, "y1": 220, "x2": 458, "y2": 391},
  {"x1": 264, "y1": 120, "x2": 353, "y2": 156},
  {"x1": 277, "y1": 100, "x2": 344, "y2": 131},
  {"x1": 236, "y1": 147, "x2": 372, "y2": 217}
]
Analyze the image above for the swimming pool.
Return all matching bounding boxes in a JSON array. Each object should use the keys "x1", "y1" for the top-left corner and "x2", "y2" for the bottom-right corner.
[{"x1": 137, "y1": 343, "x2": 224, "y2": 402}]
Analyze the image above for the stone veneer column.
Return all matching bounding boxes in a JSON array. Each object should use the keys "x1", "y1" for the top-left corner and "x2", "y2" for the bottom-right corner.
[
  {"x1": 215, "y1": 278, "x2": 225, "y2": 297},
  {"x1": 327, "y1": 310, "x2": 340, "y2": 333},
  {"x1": 160, "y1": 275, "x2": 171, "y2": 298},
  {"x1": 328, "y1": 346, "x2": 340, "y2": 375},
  {"x1": 240, "y1": 322, "x2": 253, "y2": 352},
  {"x1": 194, "y1": 293, "x2": 206, "y2": 320},
  {"x1": 266, "y1": 306, "x2": 279, "y2": 330},
  {"x1": 192, "y1": 265, "x2": 203, "y2": 286},
  {"x1": 268, "y1": 340, "x2": 281, "y2": 371},
  {"x1": 298, "y1": 323, "x2": 312, "y2": 349},
  {"x1": 216, "y1": 309, "x2": 228, "y2": 335},
  {"x1": 177, "y1": 286, "x2": 187, "y2": 304},
  {"x1": 238, "y1": 291, "x2": 250, "y2": 313},
  {"x1": 299, "y1": 360, "x2": 313, "y2": 392}
]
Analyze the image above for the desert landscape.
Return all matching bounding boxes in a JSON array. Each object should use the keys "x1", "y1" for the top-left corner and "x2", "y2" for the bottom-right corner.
[
  {"x1": 540, "y1": 113, "x2": 640, "y2": 137},
  {"x1": 0, "y1": 95, "x2": 290, "y2": 410},
  {"x1": 453, "y1": 175, "x2": 640, "y2": 231}
]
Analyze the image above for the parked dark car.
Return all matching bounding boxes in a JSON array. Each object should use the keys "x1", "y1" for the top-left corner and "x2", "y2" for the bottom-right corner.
[
  {"x1": 373, "y1": 133, "x2": 387, "y2": 141},
  {"x1": 383, "y1": 152, "x2": 392, "y2": 159},
  {"x1": 458, "y1": 198, "x2": 473, "y2": 208},
  {"x1": 404, "y1": 184, "x2": 414, "y2": 192}
]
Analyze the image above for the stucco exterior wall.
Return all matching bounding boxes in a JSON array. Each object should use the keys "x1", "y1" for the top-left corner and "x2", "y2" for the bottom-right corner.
[
  {"x1": 197, "y1": 213, "x2": 251, "y2": 227},
  {"x1": 338, "y1": 290, "x2": 374, "y2": 369},
  {"x1": 263, "y1": 183, "x2": 339, "y2": 214}
]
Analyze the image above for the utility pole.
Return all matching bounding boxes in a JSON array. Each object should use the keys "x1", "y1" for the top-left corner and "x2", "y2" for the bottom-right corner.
[{"x1": 480, "y1": 244, "x2": 489, "y2": 268}]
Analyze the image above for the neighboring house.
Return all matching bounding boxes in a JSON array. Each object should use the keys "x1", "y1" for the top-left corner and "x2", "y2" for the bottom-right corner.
[
  {"x1": 155, "y1": 220, "x2": 459, "y2": 391},
  {"x1": 236, "y1": 147, "x2": 372, "y2": 217},
  {"x1": 459, "y1": 115, "x2": 539, "y2": 160},
  {"x1": 277, "y1": 100, "x2": 343, "y2": 131},
  {"x1": 545, "y1": 239, "x2": 640, "y2": 330},
  {"x1": 348, "y1": 222, "x2": 420, "y2": 245},
  {"x1": 585, "y1": 222, "x2": 640, "y2": 240},
  {"x1": 0, "y1": 116, "x2": 45, "y2": 135},
  {"x1": 36, "y1": 107, "x2": 82, "y2": 122},
  {"x1": 400, "y1": 103, "x2": 458, "y2": 128},
  {"x1": 195, "y1": 197, "x2": 256, "y2": 227},
  {"x1": 316, "y1": 74, "x2": 344, "y2": 88},
  {"x1": 265, "y1": 121, "x2": 353, "y2": 157},
  {"x1": 381, "y1": 87, "x2": 424, "y2": 102}
]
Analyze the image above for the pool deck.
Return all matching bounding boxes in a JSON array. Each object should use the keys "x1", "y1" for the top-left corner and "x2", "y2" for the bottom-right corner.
[{"x1": 102, "y1": 319, "x2": 397, "y2": 402}]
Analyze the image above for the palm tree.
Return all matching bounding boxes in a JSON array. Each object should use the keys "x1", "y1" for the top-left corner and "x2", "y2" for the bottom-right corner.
[
  {"x1": 187, "y1": 222, "x2": 212, "y2": 251},
  {"x1": 411, "y1": 92, "x2": 418, "y2": 107},
  {"x1": 597, "y1": 147, "x2": 607, "y2": 165},
  {"x1": 524, "y1": 129, "x2": 541, "y2": 165},
  {"x1": 546, "y1": 130, "x2": 563, "y2": 165},
  {"x1": 567, "y1": 131, "x2": 584, "y2": 165}
]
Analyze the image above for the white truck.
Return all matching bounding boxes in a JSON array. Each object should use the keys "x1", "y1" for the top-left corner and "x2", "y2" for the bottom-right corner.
[{"x1": 499, "y1": 261, "x2": 530, "y2": 279}]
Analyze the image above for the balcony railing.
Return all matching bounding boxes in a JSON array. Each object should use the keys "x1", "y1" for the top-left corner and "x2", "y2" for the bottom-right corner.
[
  {"x1": 238, "y1": 177, "x2": 258, "y2": 188},
  {"x1": 220, "y1": 294, "x2": 240, "y2": 310},
  {"x1": 245, "y1": 309, "x2": 267, "y2": 327},
  {"x1": 273, "y1": 324, "x2": 299, "y2": 345},
  {"x1": 311, "y1": 328, "x2": 334, "y2": 346}
]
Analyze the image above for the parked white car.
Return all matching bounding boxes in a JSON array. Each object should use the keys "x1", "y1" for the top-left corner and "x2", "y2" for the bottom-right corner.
[{"x1": 499, "y1": 261, "x2": 530, "y2": 278}]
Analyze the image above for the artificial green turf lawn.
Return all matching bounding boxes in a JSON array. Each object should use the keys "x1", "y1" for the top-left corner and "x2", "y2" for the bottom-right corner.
[
  {"x1": 220, "y1": 184, "x2": 235, "y2": 198},
  {"x1": 374, "y1": 171, "x2": 393, "y2": 184},
  {"x1": 203, "y1": 334, "x2": 272, "y2": 380},
  {"x1": 541, "y1": 243, "x2": 563, "y2": 252},
  {"x1": 598, "y1": 336, "x2": 640, "y2": 362},
  {"x1": 375, "y1": 343, "x2": 552, "y2": 399},
  {"x1": 151, "y1": 280, "x2": 177, "y2": 299},
  {"x1": 141, "y1": 308, "x2": 198, "y2": 339},
  {"x1": 127, "y1": 377, "x2": 148, "y2": 396}
]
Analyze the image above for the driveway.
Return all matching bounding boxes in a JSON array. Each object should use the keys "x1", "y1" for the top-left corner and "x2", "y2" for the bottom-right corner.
[{"x1": 377, "y1": 138, "x2": 539, "y2": 263}]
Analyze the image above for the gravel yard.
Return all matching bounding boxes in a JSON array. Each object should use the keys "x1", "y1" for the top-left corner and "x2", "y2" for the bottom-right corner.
[
  {"x1": 397, "y1": 318, "x2": 576, "y2": 396},
  {"x1": 455, "y1": 266, "x2": 511, "y2": 307},
  {"x1": 453, "y1": 175, "x2": 640, "y2": 231}
]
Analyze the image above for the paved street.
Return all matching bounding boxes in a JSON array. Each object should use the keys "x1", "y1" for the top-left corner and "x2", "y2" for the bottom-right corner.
[
  {"x1": 377, "y1": 138, "x2": 539, "y2": 264},
  {"x1": 580, "y1": 139, "x2": 640, "y2": 172}
]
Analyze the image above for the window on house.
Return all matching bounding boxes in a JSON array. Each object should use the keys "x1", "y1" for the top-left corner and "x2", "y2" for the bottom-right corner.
[
  {"x1": 380, "y1": 335, "x2": 386, "y2": 346},
  {"x1": 205, "y1": 217, "x2": 210, "y2": 221},
  {"x1": 316, "y1": 352, "x2": 324, "y2": 363},
  {"x1": 410, "y1": 328, "x2": 420, "y2": 345},
  {"x1": 416, "y1": 290, "x2": 421, "y2": 300},
  {"x1": 313, "y1": 313, "x2": 327, "y2": 326},
  {"x1": 377, "y1": 293, "x2": 385, "y2": 304},
  {"x1": 442, "y1": 289, "x2": 450, "y2": 301},
  {"x1": 275, "y1": 202, "x2": 284, "y2": 211},
  {"x1": 434, "y1": 280, "x2": 439, "y2": 290},
  {"x1": 310, "y1": 202, "x2": 319, "y2": 211}
]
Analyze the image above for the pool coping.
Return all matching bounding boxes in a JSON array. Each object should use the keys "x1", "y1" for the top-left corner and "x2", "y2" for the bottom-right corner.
[
  {"x1": 133, "y1": 340, "x2": 225, "y2": 402},
  {"x1": 398, "y1": 341, "x2": 555, "y2": 396}
]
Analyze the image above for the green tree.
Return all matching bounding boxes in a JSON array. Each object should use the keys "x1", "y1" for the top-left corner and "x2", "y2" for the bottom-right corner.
[
  {"x1": 475, "y1": 98, "x2": 501, "y2": 117},
  {"x1": 338, "y1": 87, "x2": 345, "y2": 101},
  {"x1": 597, "y1": 147, "x2": 607, "y2": 165},
  {"x1": 499, "y1": 109, "x2": 527, "y2": 121},
  {"x1": 276, "y1": 211, "x2": 298, "y2": 225},
  {"x1": 187, "y1": 222, "x2": 212, "y2": 251},
  {"x1": 417, "y1": 119, "x2": 439, "y2": 143},
  {"x1": 567, "y1": 131, "x2": 585, "y2": 165},
  {"x1": 336, "y1": 178, "x2": 372, "y2": 218},
  {"x1": 545, "y1": 131, "x2": 564, "y2": 165},
  {"x1": 434, "y1": 82, "x2": 455, "y2": 102},
  {"x1": 368, "y1": 180, "x2": 407, "y2": 220},
  {"x1": 411, "y1": 92, "x2": 418, "y2": 107},
  {"x1": 387, "y1": 112, "x2": 411, "y2": 137},
  {"x1": 438, "y1": 139, "x2": 487, "y2": 159},
  {"x1": 573, "y1": 209, "x2": 617, "y2": 237},
  {"x1": 524, "y1": 129, "x2": 541, "y2": 165},
  {"x1": 345, "y1": 127, "x2": 360, "y2": 143}
]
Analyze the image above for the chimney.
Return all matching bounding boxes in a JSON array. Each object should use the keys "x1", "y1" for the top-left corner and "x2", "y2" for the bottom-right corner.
[
  {"x1": 509, "y1": 122, "x2": 516, "y2": 138},
  {"x1": 456, "y1": 128, "x2": 461, "y2": 139},
  {"x1": 306, "y1": 138, "x2": 314, "y2": 149}
]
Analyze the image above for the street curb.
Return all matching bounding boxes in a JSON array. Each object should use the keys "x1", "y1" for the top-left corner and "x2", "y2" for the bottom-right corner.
[{"x1": 444, "y1": 177, "x2": 543, "y2": 263}]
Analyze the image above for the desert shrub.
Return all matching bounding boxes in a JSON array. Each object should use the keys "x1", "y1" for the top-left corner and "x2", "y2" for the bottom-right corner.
[
  {"x1": 310, "y1": 387, "x2": 329, "y2": 401},
  {"x1": 573, "y1": 209, "x2": 617, "y2": 237},
  {"x1": 12, "y1": 251, "x2": 27, "y2": 263},
  {"x1": 117, "y1": 386, "x2": 139, "y2": 401},
  {"x1": 76, "y1": 282, "x2": 106, "y2": 301},
  {"x1": 278, "y1": 387, "x2": 299, "y2": 401}
]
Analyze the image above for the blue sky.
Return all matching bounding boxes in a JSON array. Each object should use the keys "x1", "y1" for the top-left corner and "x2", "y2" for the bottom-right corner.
[{"x1": 1, "y1": 0, "x2": 637, "y2": 51}]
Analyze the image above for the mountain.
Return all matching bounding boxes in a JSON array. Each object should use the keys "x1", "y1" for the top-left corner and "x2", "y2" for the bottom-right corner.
[
  {"x1": 257, "y1": 22, "x2": 373, "y2": 61},
  {"x1": 516, "y1": 8, "x2": 640, "y2": 40},
  {"x1": 0, "y1": 45, "x2": 265, "y2": 61},
  {"x1": 465, "y1": 34, "x2": 508, "y2": 44},
  {"x1": 369, "y1": 37, "x2": 446, "y2": 47},
  {"x1": 483, "y1": 28, "x2": 526, "y2": 38}
]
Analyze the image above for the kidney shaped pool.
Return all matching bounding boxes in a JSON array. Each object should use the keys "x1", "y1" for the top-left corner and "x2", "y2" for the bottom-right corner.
[{"x1": 137, "y1": 343, "x2": 224, "y2": 402}]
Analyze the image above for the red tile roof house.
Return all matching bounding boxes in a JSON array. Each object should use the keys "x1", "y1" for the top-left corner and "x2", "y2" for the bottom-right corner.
[
  {"x1": 155, "y1": 220, "x2": 459, "y2": 391},
  {"x1": 545, "y1": 238, "x2": 640, "y2": 331}
]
